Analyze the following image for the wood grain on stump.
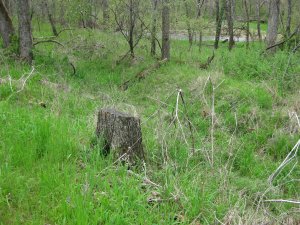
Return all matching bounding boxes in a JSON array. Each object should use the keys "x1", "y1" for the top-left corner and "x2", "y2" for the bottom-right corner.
[{"x1": 96, "y1": 108, "x2": 144, "y2": 163}]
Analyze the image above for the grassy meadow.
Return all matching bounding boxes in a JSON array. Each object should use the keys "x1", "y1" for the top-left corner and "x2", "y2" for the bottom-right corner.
[{"x1": 0, "y1": 23, "x2": 300, "y2": 224}]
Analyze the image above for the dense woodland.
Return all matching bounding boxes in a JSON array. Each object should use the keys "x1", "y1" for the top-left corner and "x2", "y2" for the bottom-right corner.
[{"x1": 0, "y1": 0, "x2": 300, "y2": 224}]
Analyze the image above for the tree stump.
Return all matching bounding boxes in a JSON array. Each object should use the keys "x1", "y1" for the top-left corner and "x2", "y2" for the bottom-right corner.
[{"x1": 96, "y1": 108, "x2": 144, "y2": 163}]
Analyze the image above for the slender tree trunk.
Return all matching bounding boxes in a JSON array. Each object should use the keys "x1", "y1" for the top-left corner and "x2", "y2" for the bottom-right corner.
[
  {"x1": 196, "y1": 0, "x2": 204, "y2": 19},
  {"x1": 266, "y1": 0, "x2": 280, "y2": 53},
  {"x1": 85, "y1": 1, "x2": 94, "y2": 29},
  {"x1": 197, "y1": 0, "x2": 201, "y2": 18},
  {"x1": 214, "y1": 0, "x2": 220, "y2": 49},
  {"x1": 256, "y1": 0, "x2": 262, "y2": 41},
  {"x1": 198, "y1": 30, "x2": 202, "y2": 51},
  {"x1": 232, "y1": 0, "x2": 235, "y2": 20},
  {"x1": 18, "y1": 0, "x2": 33, "y2": 64},
  {"x1": 161, "y1": 0, "x2": 170, "y2": 60},
  {"x1": 102, "y1": 0, "x2": 109, "y2": 29},
  {"x1": 59, "y1": 0, "x2": 66, "y2": 26},
  {"x1": 40, "y1": 1, "x2": 47, "y2": 21},
  {"x1": 150, "y1": 0, "x2": 158, "y2": 56},
  {"x1": 3, "y1": 0, "x2": 10, "y2": 13},
  {"x1": 244, "y1": 0, "x2": 250, "y2": 48},
  {"x1": 44, "y1": 0, "x2": 58, "y2": 36},
  {"x1": 128, "y1": 0, "x2": 135, "y2": 57},
  {"x1": 0, "y1": 0, "x2": 14, "y2": 47},
  {"x1": 209, "y1": 0, "x2": 214, "y2": 16},
  {"x1": 214, "y1": 0, "x2": 225, "y2": 49},
  {"x1": 184, "y1": 0, "x2": 193, "y2": 49},
  {"x1": 286, "y1": 0, "x2": 292, "y2": 37},
  {"x1": 225, "y1": 0, "x2": 234, "y2": 50}
]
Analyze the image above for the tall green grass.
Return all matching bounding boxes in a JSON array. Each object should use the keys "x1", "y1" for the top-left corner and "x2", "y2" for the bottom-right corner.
[{"x1": 1, "y1": 27, "x2": 300, "y2": 224}]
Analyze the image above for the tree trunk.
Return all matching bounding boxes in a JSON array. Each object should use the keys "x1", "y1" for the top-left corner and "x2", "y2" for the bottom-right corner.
[
  {"x1": 96, "y1": 108, "x2": 144, "y2": 163},
  {"x1": 256, "y1": 0, "x2": 262, "y2": 41},
  {"x1": 150, "y1": 0, "x2": 158, "y2": 56},
  {"x1": 0, "y1": 0, "x2": 14, "y2": 47},
  {"x1": 59, "y1": 0, "x2": 66, "y2": 26},
  {"x1": 197, "y1": 0, "x2": 201, "y2": 18},
  {"x1": 3, "y1": 0, "x2": 10, "y2": 13},
  {"x1": 198, "y1": 30, "x2": 202, "y2": 51},
  {"x1": 232, "y1": 0, "x2": 235, "y2": 20},
  {"x1": 102, "y1": 0, "x2": 109, "y2": 29},
  {"x1": 196, "y1": 0, "x2": 205, "y2": 19},
  {"x1": 44, "y1": 0, "x2": 58, "y2": 36},
  {"x1": 184, "y1": 0, "x2": 193, "y2": 49},
  {"x1": 128, "y1": 0, "x2": 135, "y2": 57},
  {"x1": 161, "y1": 0, "x2": 170, "y2": 60},
  {"x1": 244, "y1": 0, "x2": 250, "y2": 49},
  {"x1": 225, "y1": 0, "x2": 234, "y2": 50},
  {"x1": 209, "y1": 0, "x2": 214, "y2": 16},
  {"x1": 18, "y1": 0, "x2": 33, "y2": 64},
  {"x1": 286, "y1": 0, "x2": 292, "y2": 37},
  {"x1": 214, "y1": 0, "x2": 225, "y2": 49},
  {"x1": 266, "y1": 0, "x2": 280, "y2": 53}
]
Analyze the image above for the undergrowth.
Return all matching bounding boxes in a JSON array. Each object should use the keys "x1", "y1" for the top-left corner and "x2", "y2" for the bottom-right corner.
[{"x1": 0, "y1": 25, "x2": 300, "y2": 224}]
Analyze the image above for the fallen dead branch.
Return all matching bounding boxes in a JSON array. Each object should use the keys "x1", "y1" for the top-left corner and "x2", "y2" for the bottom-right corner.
[
  {"x1": 56, "y1": 28, "x2": 74, "y2": 37},
  {"x1": 178, "y1": 89, "x2": 195, "y2": 154},
  {"x1": 16, "y1": 67, "x2": 35, "y2": 93},
  {"x1": 255, "y1": 112, "x2": 300, "y2": 220},
  {"x1": 199, "y1": 51, "x2": 215, "y2": 69},
  {"x1": 268, "y1": 112, "x2": 300, "y2": 184},
  {"x1": 33, "y1": 28, "x2": 73, "y2": 40},
  {"x1": 264, "y1": 199, "x2": 300, "y2": 205},
  {"x1": 164, "y1": 88, "x2": 197, "y2": 156},
  {"x1": 1, "y1": 67, "x2": 34, "y2": 92},
  {"x1": 127, "y1": 170, "x2": 162, "y2": 188},
  {"x1": 268, "y1": 139, "x2": 300, "y2": 184},
  {"x1": 170, "y1": 89, "x2": 189, "y2": 147},
  {"x1": 120, "y1": 58, "x2": 167, "y2": 90},
  {"x1": 40, "y1": 79, "x2": 70, "y2": 92},
  {"x1": 265, "y1": 25, "x2": 300, "y2": 52},
  {"x1": 33, "y1": 40, "x2": 64, "y2": 47},
  {"x1": 69, "y1": 62, "x2": 76, "y2": 76},
  {"x1": 289, "y1": 111, "x2": 300, "y2": 129},
  {"x1": 0, "y1": 67, "x2": 35, "y2": 100}
]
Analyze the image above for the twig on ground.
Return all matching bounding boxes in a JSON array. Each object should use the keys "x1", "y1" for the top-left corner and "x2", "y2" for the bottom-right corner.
[
  {"x1": 179, "y1": 90, "x2": 195, "y2": 154},
  {"x1": 16, "y1": 67, "x2": 35, "y2": 93},
  {"x1": 199, "y1": 51, "x2": 215, "y2": 69},
  {"x1": 268, "y1": 139, "x2": 300, "y2": 184},
  {"x1": 8, "y1": 75, "x2": 13, "y2": 92},
  {"x1": 264, "y1": 199, "x2": 300, "y2": 204},
  {"x1": 33, "y1": 40, "x2": 64, "y2": 47},
  {"x1": 69, "y1": 62, "x2": 76, "y2": 76},
  {"x1": 127, "y1": 170, "x2": 162, "y2": 188},
  {"x1": 202, "y1": 76, "x2": 225, "y2": 166},
  {"x1": 170, "y1": 89, "x2": 189, "y2": 147},
  {"x1": 120, "y1": 59, "x2": 167, "y2": 90},
  {"x1": 265, "y1": 25, "x2": 300, "y2": 51}
]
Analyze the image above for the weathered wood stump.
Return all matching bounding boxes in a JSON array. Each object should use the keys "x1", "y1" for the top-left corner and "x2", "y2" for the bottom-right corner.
[{"x1": 96, "y1": 108, "x2": 144, "y2": 163}]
